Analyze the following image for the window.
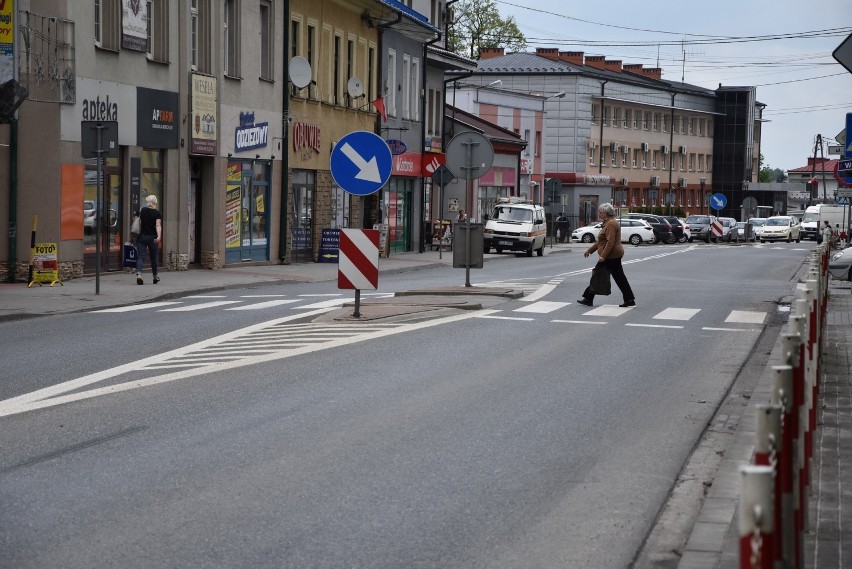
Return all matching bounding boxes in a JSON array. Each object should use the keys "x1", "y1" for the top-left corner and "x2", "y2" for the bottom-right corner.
[
  {"x1": 688, "y1": 117, "x2": 695, "y2": 135},
  {"x1": 191, "y1": 0, "x2": 211, "y2": 73},
  {"x1": 307, "y1": 23, "x2": 317, "y2": 98},
  {"x1": 589, "y1": 146, "x2": 595, "y2": 166},
  {"x1": 259, "y1": 1, "x2": 273, "y2": 80},
  {"x1": 652, "y1": 113, "x2": 659, "y2": 131},
  {"x1": 622, "y1": 148, "x2": 628, "y2": 167},
  {"x1": 602, "y1": 105, "x2": 610, "y2": 127},
  {"x1": 632, "y1": 149, "x2": 638, "y2": 168},
  {"x1": 402, "y1": 54, "x2": 411, "y2": 119},
  {"x1": 611, "y1": 147, "x2": 617, "y2": 167},
  {"x1": 290, "y1": 19, "x2": 300, "y2": 58},
  {"x1": 535, "y1": 131, "x2": 541, "y2": 157},
  {"x1": 410, "y1": 58, "x2": 420, "y2": 120},
  {"x1": 592, "y1": 104, "x2": 600, "y2": 125},
  {"x1": 224, "y1": 0, "x2": 241, "y2": 78},
  {"x1": 662, "y1": 114, "x2": 668, "y2": 133},
  {"x1": 332, "y1": 34, "x2": 343, "y2": 105},
  {"x1": 432, "y1": 88, "x2": 442, "y2": 136},
  {"x1": 688, "y1": 153, "x2": 694, "y2": 171},
  {"x1": 367, "y1": 44, "x2": 375, "y2": 102},
  {"x1": 643, "y1": 111, "x2": 650, "y2": 130},
  {"x1": 146, "y1": 0, "x2": 170, "y2": 63},
  {"x1": 661, "y1": 153, "x2": 667, "y2": 171},
  {"x1": 632, "y1": 110, "x2": 639, "y2": 129},
  {"x1": 386, "y1": 49, "x2": 396, "y2": 117},
  {"x1": 680, "y1": 116, "x2": 686, "y2": 134},
  {"x1": 698, "y1": 154, "x2": 704, "y2": 171},
  {"x1": 652, "y1": 150, "x2": 658, "y2": 169},
  {"x1": 642, "y1": 149, "x2": 648, "y2": 168},
  {"x1": 613, "y1": 107, "x2": 621, "y2": 128},
  {"x1": 680, "y1": 154, "x2": 686, "y2": 171},
  {"x1": 347, "y1": 37, "x2": 355, "y2": 107},
  {"x1": 95, "y1": 0, "x2": 120, "y2": 51},
  {"x1": 623, "y1": 109, "x2": 631, "y2": 128}
]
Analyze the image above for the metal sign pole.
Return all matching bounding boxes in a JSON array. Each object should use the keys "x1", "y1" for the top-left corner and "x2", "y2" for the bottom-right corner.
[{"x1": 95, "y1": 127, "x2": 103, "y2": 295}]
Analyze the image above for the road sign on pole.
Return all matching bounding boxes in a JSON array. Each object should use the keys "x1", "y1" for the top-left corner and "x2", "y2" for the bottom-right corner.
[
  {"x1": 330, "y1": 131, "x2": 393, "y2": 196},
  {"x1": 338, "y1": 228, "x2": 380, "y2": 318},
  {"x1": 832, "y1": 32, "x2": 852, "y2": 75},
  {"x1": 710, "y1": 193, "x2": 727, "y2": 210}
]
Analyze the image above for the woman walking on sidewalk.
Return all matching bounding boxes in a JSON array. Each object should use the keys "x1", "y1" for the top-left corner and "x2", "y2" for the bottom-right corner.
[
  {"x1": 136, "y1": 195, "x2": 162, "y2": 285},
  {"x1": 577, "y1": 202, "x2": 635, "y2": 308}
]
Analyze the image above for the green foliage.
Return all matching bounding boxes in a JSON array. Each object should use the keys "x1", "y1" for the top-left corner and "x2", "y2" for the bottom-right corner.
[{"x1": 448, "y1": 0, "x2": 527, "y2": 59}]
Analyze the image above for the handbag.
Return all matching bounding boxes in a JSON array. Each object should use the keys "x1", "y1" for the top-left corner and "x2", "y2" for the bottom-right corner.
[
  {"x1": 123, "y1": 242, "x2": 138, "y2": 268},
  {"x1": 130, "y1": 214, "x2": 141, "y2": 237},
  {"x1": 590, "y1": 264, "x2": 612, "y2": 295}
]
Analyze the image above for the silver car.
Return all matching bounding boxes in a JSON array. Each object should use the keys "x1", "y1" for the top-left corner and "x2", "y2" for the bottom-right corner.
[{"x1": 828, "y1": 247, "x2": 852, "y2": 281}]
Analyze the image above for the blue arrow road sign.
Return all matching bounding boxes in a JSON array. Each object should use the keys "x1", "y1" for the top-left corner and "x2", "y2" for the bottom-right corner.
[
  {"x1": 330, "y1": 131, "x2": 393, "y2": 196},
  {"x1": 710, "y1": 193, "x2": 727, "y2": 210}
]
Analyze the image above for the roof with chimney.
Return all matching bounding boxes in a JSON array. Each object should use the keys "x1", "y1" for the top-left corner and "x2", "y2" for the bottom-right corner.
[
  {"x1": 472, "y1": 48, "x2": 716, "y2": 97},
  {"x1": 787, "y1": 157, "x2": 840, "y2": 175}
]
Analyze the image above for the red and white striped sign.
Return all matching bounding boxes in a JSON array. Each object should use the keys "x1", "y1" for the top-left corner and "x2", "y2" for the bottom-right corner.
[
  {"x1": 338, "y1": 228, "x2": 380, "y2": 290},
  {"x1": 711, "y1": 220, "x2": 724, "y2": 237}
]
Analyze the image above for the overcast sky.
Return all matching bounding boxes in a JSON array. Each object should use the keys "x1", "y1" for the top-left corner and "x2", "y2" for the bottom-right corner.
[{"x1": 494, "y1": 0, "x2": 852, "y2": 172}]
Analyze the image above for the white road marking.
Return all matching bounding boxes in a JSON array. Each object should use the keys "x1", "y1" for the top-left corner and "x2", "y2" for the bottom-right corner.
[
  {"x1": 474, "y1": 315, "x2": 535, "y2": 321},
  {"x1": 725, "y1": 310, "x2": 766, "y2": 324},
  {"x1": 583, "y1": 305, "x2": 634, "y2": 317},
  {"x1": 520, "y1": 283, "x2": 557, "y2": 302},
  {"x1": 226, "y1": 300, "x2": 301, "y2": 310},
  {"x1": 626, "y1": 323, "x2": 684, "y2": 329},
  {"x1": 653, "y1": 307, "x2": 701, "y2": 321},
  {"x1": 299, "y1": 293, "x2": 343, "y2": 297},
  {"x1": 0, "y1": 308, "x2": 501, "y2": 417},
  {"x1": 702, "y1": 327, "x2": 761, "y2": 332},
  {"x1": 184, "y1": 295, "x2": 227, "y2": 298},
  {"x1": 552, "y1": 319, "x2": 607, "y2": 325},
  {"x1": 95, "y1": 301, "x2": 182, "y2": 313},
  {"x1": 514, "y1": 300, "x2": 569, "y2": 313},
  {"x1": 294, "y1": 298, "x2": 351, "y2": 309},
  {"x1": 161, "y1": 300, "x2": 243, "y2": 311},
  {"x1": 240, "y1": 294, "x2": 289, "y2": 298}
]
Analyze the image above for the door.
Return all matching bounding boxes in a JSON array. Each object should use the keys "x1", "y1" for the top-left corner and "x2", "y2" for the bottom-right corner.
[{"x1": 83, "y1": 161, "x2": 123, "y2": 274}]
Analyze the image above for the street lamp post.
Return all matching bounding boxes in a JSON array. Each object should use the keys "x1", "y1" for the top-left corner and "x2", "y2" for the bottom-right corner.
[{"x1": 535, "y1": 90, "x2": 565, "y2": 205}]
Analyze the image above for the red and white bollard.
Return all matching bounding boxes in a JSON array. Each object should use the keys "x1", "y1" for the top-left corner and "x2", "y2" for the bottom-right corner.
[
  {"x1": 739, "y1": 465, "x2": 775, "y2": 569},
  {"x1": 772, "y1": 359, "x2": 797, "y2": 567},
  {"x1": 754, "y1": 403, "x2": 783, "y2": 565}
]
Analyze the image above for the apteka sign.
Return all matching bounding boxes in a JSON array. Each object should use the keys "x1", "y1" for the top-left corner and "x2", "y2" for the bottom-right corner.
[{"x1": 234, "y1": 111, "x2": 268, "y2": 152}]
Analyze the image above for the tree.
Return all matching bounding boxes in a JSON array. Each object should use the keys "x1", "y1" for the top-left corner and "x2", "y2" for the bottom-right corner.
[{"x1": 448, "y1": 0, "x2": 527, "y2": 60}]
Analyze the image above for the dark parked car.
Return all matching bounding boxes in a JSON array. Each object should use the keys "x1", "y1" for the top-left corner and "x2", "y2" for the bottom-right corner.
[
  {"x1": 620, "y1": 213, "x2": 675, "y2": 244},
  {"x1": 663, "y1": 216, "x2": 688, "y2": 243}
]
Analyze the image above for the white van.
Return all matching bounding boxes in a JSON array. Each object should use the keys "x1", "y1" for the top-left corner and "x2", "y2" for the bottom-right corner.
[{"x1": 483, "y1": 198, "x2": 547, "y2": 256}]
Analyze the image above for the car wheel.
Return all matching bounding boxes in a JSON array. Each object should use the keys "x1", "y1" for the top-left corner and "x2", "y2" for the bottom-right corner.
[
  {"x1": 495, "y1": 247, "x2": 503, "y2": 254},
  {"x1": 796, "y1": 236, "x2": 800, "y2": 243},
  {"x1": 760, "y1": 240, "x2": 765, "y2": 243},
  {"x1": 484, "y1": 244, "x2": 491, "y2": 254},
  {"x1": 678, "y1": 235, "x2": 688, "y2": 243},
  {"x1": 704, "y1": 237, "x2": 710, "y2": 243},
  {"x1": 536, "y1": 243, "x2": 544, "y2": 256},
  {"x1": 581, "y1": 234, "x2": 595, "y2": 243},
  {"x1": 629, "y1": 234, "x2": 642, "y2": 246},
  {"x1": 687, "y1": 237, "x2": 693, "y2": 243},
  {"x1": 786, "y1": 233, "x2": 791, "y2": 243},
  {"x1": 526, "y1": 245, "x2": 533, "y2": 257},
  {"x1": 667, "y1": 236, "x2": 676, "y2": 244}
]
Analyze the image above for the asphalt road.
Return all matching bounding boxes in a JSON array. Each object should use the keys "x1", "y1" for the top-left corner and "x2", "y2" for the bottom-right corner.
[{"x1": 0, "y1": 241, "x2": 810, "y2": 568}]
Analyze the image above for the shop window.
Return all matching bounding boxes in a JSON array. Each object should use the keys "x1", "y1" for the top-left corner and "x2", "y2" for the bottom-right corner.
[{"x1": 386, "y1": 49, "x2": 397, "y2": 117}]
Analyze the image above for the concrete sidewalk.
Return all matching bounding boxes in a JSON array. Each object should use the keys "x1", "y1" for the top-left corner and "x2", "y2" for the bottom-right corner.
[{"x1": 674, "y1": 279, "x2": 852, "y2": 569}]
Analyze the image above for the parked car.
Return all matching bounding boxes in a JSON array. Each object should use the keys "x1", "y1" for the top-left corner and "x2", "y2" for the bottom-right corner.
[
  {"x1": 570, "y1": 217, "x2": 655, "y2": 246},
  {"x1": 84, "y1": 200, "x2": 97, "y2": 234},
  {"x1": 619, "y1": 213, "x2": 675, "y2": 244},
  {"x1": 684, "y1": 214, "x2": 717, "y2": 243},
  {"x1": 714, "y1": 217, "x2": 738, "y2": 242},
  {"x1": 747, "y1": 218, "x2": 767, "y2": 241},
  {"x1": 760, "y1": 215, "x2": 801, "y2": 243},
  {"x1": 733, "y1": 221, "x2": 754, "y2": 242},
  {"x1": 828, "y1": 246, "x2": 852, "y2": 281},
  {"x1": 663, "y1": 216, "x2": 688, "y2": 243}
]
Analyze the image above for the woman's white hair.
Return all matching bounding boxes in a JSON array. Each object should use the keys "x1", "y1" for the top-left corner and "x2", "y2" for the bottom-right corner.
[
  {"x1": 145, "y1": 195, "x2": 158, "y2": 207},
  {"x1": 598, "y1": 202, "x2": 616, "y2": 217}
]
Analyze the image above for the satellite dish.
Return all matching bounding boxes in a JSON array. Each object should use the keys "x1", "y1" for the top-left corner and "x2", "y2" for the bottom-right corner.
[
  {"x1": 347, "y1": 76, "x2": 364, "y2": 99},
  {"x1": 289, "y1": 56, "x2": 312, "y2": 89}
]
